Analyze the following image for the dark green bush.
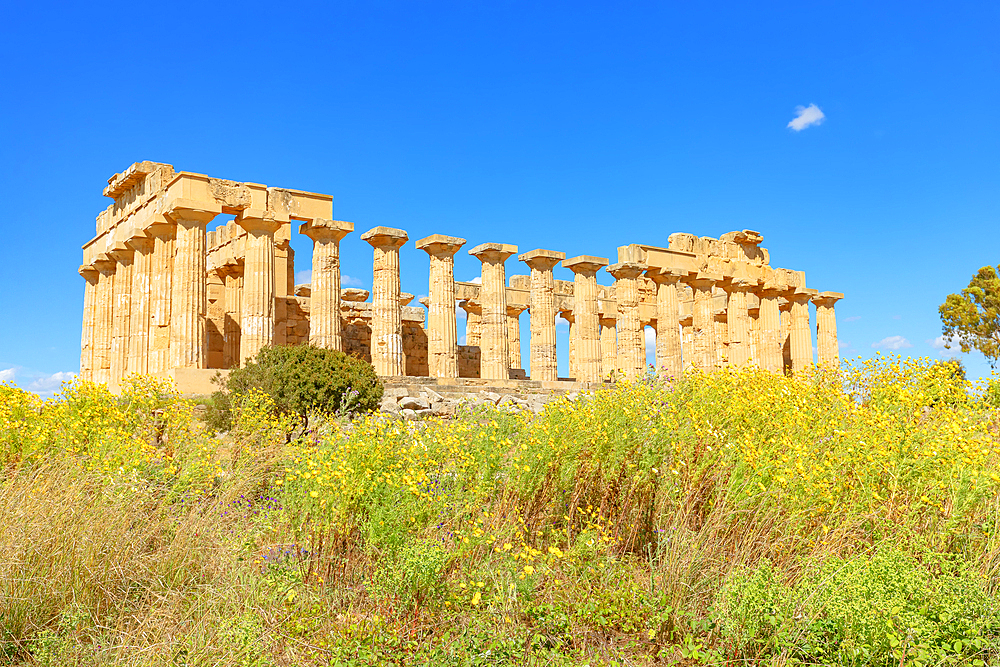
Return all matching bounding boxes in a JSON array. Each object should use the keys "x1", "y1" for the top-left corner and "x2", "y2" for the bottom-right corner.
[{"x1": 207, "y1": 344, "x2": 383, "y2": 432}]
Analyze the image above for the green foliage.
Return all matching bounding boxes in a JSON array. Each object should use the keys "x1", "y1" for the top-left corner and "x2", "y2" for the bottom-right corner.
[
  {"x1": 210, "y1": 344, "x2": 383, "y2": 431},
  {"x1": 940, "y1": 265, "x2": 1000, "y2": 365}
]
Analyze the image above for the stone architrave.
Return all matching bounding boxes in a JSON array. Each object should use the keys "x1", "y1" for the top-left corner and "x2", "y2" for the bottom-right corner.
[
  {"x1": 563, "y1": 255, "x2": 609, "y2": 382},
  {"x1": 301, "y1": 219, "x2": 354, "y2": 351},
  {"x1": 146, "y1": 221, "x2": 175, "y2": 375},
  {"x1": 469, "y1": 243, "x2": 518, "y2": 380},
  {"x1": 518, "y1": 249, "x2": 564, "y2": 381},
  {"x1": 415, "y1": 234, "x2": 466, "y2": 378},
  {"x1": 221, "y1": 261, "x2": 244, "y2": 369},
  {"x1": 726, "y1": 279, "x2": 756, "y2": 368},
  {"x1": 607, "y1": 262, "x2": 646, "y2": 380},
  {"x1": 812, "y1": 291, "x2": 844, "y2": 368},
  {"x1": 685, "y1": 272, "x2": 722, "y2": 373},
  {"x1": 460, "y1": 299, "x2": 482, "y2": 346},
  {"x1": 506, "y1": 303, "x2": 528, "y2": 370},
  {"x1": 790, "y1": 288, "x2": 818, "y2": 373},
  {"x1": 361, "y1": 226, "x2": 409, "y2": 376},
  {"x1": 647, "y1": 269, "x2": 684, "y2": 378},
  {"x1": 126, "y1": 235, "x2": 155, "y2": 376},
  {"x1": 237, "y1": 210, "x2": 285, "y2": 364},
  {"x1": 78, "y1": 264, "x2": 99, "y2": 381},
  {"x1": 107, "y1": 244, "x2": 135, "y2": 388},
  {"x1": 165, "y1": 202, "x2": 220, "y2": 369},
  {"x1": 92, "y1": 254, "x2": 116, "y2": 386},
  {"x1": 757, "y1": 285, "x2": 784, "y2": 373},
  {"x1": 599, "y1": 315, "x2": 617, "y2": 378}
]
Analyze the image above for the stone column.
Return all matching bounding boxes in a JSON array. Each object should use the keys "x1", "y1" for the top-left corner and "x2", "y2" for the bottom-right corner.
[
  {"x1": 107, "y1": 244, "x2": 134, "y2": 389},
  {"x1": 685, "y1": 273, "x2": 722, "y2": 373},
  {"x1": 599, "y1": 315, "x2": 617, "y2": 378},
  {"x1": 416, "y1": 234, "x2": 466, "y2": 378},
  {"x1": 757, "y1": 285, "x2": 784, "y2": 373},
  {"x1": 726, "y1": 280, "x2": 755, "y2": 368},
  {"x1": 92, "y1": 254, "x2": 116, "y2": 386},
  {"x1": 361, "y1": 226, "x2": 409, "y2": 376},
  {"x1": 780, "y1": 297, "x2": 793, "y2": 373},
  {"x1": 469, "y1": 243, "x2": 518, "y2": 380},
  {"x1": 715, "y1": 308, "x2": 728, "y2": 368},
  {"x1": 506, "y1": 303, "x2": 528, "y2": 370},
  {"x1": 165, "y1": 203, "x2": 219, "y2": 370},
  {"x1": 748, "y1": 304, "x2": 760, "y2": 367},
  {"x1": 790, "y1": 288, "x2": 818, "y2": 373},
  {"x1": 563, "y1": 255, "x2": 609, "y2": 382},
  {"x1": 146, "y1": 221, "x2": 175, "y2": 375},
  {"x1": 460, "y1": 299, "x2": 482, "y2": 346},
  {"x1": 559, "y1": 309, "x2": 576, "y2": 379},
  {"x1": 237, "y1": 211, "x2": 285, "y2": 363},
  {"x1": 301, "y1": 219, "x2": 354, "y2": 351},
  {"x1": 680, "y1": 314, "x2": 694, "y2": 370},
  {"x1": 812, "y1": 292, "x2": 843, "y2": 369},
  {"x1": 519, "y1": 249, "x2": 564, "y2": 381},
  {"x1": 221, "y1": 261, "x2": 244, "y2": 368},
  {"x1": 126, "y1": 235, "x2": 155, "y2": 376},
  {"x1": 647, "y1": 269, "x2": 683, "y2": 378},
  {"x1": 78, "y1": 264, "x2": 99, "y2": 381},
  {"x1": 607, "y1": 262, "x2": 646, "y2": 380}
]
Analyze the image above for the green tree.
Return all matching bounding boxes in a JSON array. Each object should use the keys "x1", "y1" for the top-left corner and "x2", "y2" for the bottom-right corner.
[{"x1": 939, "y1": 265, "x2": 1000, "y2": 366}]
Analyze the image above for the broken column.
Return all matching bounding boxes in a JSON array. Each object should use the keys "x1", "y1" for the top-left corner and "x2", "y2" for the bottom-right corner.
[
  {"x1": 812, "y1": 291, "x2": 844, "y2": 368},
  {"x1": 519, "y1": 249, "x2": 564, "y2": 381},
  {"x1": 416, "y1": 234, "x2": 466, "y2": 378},
  {"x1": 301, "y1": 219, "x2": 354, "y2": 352},
  {"x1": 790, "y1": 288, "x2": 818, "y2": 373},
  {"x1": 78, "y1": 264, "x2": 99, "y2": 381},
  {"x1": 362, "y1": 226, "x2": 409, "y2": 376},
  {"x1": 607, "y1": 262, "x2": 646, "y2": 380},
  {"x1": 647, "y1": 269, "x2": 684, "y2": 378},
  {"x1": 469, "y1": 243, "x2": 518, "y2": 380},
  {"x1": 685, "y1": 272, "x2": 722, "y2": 372},
  {"x1": 563, "y1": 255, "x2": 609, "y2": 382},
  {"x1": 166, "y1": 202, "x2": 219, "y2": 369},
  {"x1": 126, "y1": 234, "x2": 155, "y2": 376},
  {"x1": 506, "y1": 303, "x2": 528, "y2": 370}
]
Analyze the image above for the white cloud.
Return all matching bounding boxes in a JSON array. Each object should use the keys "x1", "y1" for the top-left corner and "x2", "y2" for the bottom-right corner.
[
  {"x1": 872, "y1": 335, "x2": 912, "y2": 351},
  {"x1": 929, "y1": 334, "x2": 962, "y2": 357},
  {"x1": 341, "y1": 275, "x2": 364, "y2": 288},
  {"x1": 787, "y1": 104, "x2": 825, "y2": 131},
  {"x1": 295, "y1": 269, "x2": 312, "y2": 285},
  {"x1": 0, "y1": 367, "x2": 15, "y2": 383},
  {"x1": 469, "y1": 276, "x2": 482, "y2": 285},
  {"x1": 27, "y1": 371, "x2": 76, "y2": 398},
  {"x1": 844, "y1": 315, "x2": 861, "y2": 323}
]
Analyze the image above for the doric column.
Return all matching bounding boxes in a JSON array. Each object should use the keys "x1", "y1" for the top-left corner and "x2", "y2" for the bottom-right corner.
[
  {"x1": 165, "y1": 203, "x2": 220, "y2": 369},
  {"x1": 680, "y1": 314, "x2": 694, "y2": 370},
  {"x1": 518, "y1": 249, "x2": 564, "y2": 381},
  {"x1": 790, "y1": 288, "x2": 818, "y2": 373},
  {"x1": 812, "y1": 291, "x2": 843, "y2": 368},
  {"x1": 301, "y1": 219, "x2": 354, "y2": 351},
  {"x1": 92, "y1": 254, "x2": 116, "y2": 386},
  {"x1": 469, "y1": 243, "x2": 518, "y2": 380},
  {"x1": 237, "y1": 210, "x2": 285, "y2": 364},
  {"x1": 599, "y1": 315, "x2": 617, "y2": 378},
  {"x1": 684, "y1": 273, "x2": 722, "y2": 373},
  {"x1": 563, "y1": 255, "x2": 608, "y2": 382},
  {"x1": 146, "y1": 221, "x2": 175, "y2": 375},
  {"x1": 361, "y1": 226, "x2": 409, "y2": 376},
  {"x1": 559, "y1": 309, "x2": 576, "y2": 379},
  {"x1": 725, "y1": 279, "x2": 755, "y2": 368},
  {"x1": 506, "y1": 303, "x2": 528, "y2": 370},
  {"x1": 107, "y1": 244, "x2": 134, "y2": 389},
  {"x1": 715, "y1": 308, "x2": 728, "y2": 368},
  {"x1": 78, "y1": 264, "x2": 99, "y2": 381},
  {"x1": 459, "y1": 299, "x2": 482, "y2": 346},
  {"x1": 416, "y1": 234, "x2": 466, "y2": 378},
  {"x1": 757, "y1": 285, "x2": 784, "y2": 373},
  {"x1": 221, "y1": 261, "x2": 244, "y2": 368},
  {"x1": 607, "y1": 262, "x2": 646, "y2": 380},
  {"x1": 748, "y1": 303, "x2": 760, "y2": 367},
  {"x1": 780, "y1": 297, "x2": 793, "y2": 373},
  {"x1": 126, "y1": 235, "x2": 155, "y2": 376},
  {"x1": 647, "y1": 269, "x2": 684, "y2": 378}
]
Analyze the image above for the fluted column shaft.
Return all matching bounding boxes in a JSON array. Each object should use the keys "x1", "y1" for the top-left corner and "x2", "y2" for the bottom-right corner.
[
  {"x1": 519, "y1": 250, "x2": 564, "y2": 381},
  {"x1": 222, "y1": 264, "x2": 243, "y2": 368},
  {"x1": 416, "y1": 235, "x2": 466, "y2": 378},
  {"x1": 790, "y1": 290, "x2": 816, "y2": 373},
  {"x1": 79, "y1": 265, "x2": 99, "y2": 381},
  {"x1": 302, "y1": 220, "x2": 354, "y2": 352},
  {"x1": 507, "y1": 304, "x2": 527, "y2": 369},
  {"x1": 563, "y1": 256, "x2": 608, "y2": 383},
  {"x1": 362, "y1": 227, "x2": 409, "y2": 376},
  {"x1": 726, "y1": 282, "x2": 753, "y2": 368},
  {"x1": 470, "y1": 243, "x2": 518, "y2": 381},
  {"x1": 108, "y1": 247, "x2": 134, "y2": 389},
  {"x1": 147, "y1": 223, "x2": 175, "y2": 375},
  {"x1": 460, "y1": 300, "x2": 482, "y2": 346},
  {"x1": 238, "y1": 214, "x2": 282, "y2": 364},
  {"x1": 780, "y1": 299, "x2": 793, "y2": 373},
  {"x1": 681, "y1": 316, "x2": 694, "y2": 370},
  {"x1": 560, "y1": 311, "x2": 577, "y2": 378},
  {"x1": 649, "y1": 271, "x2": 683, "y2": 378},
  {"x1": 748, "y1": 307, "x2": 760, "y2": 367},
  {"x1": 687, "y1": 275, "x2": 720, "y2": 373},
  {"x1": 167, "y1": 206, "x2": 218, "y2": 369},
  {"x1": 608, "y1": 262, "x2": 646, "y2": 380},
  {"x1": 126, "y1": 236, "x2": 154, "y2": 376},
  {"x1": 599, "y1": 316, "x2": 617, "y2": 378},
  {"x1": 757, "y1": 287, "x2": 783, "y2": 373},
  {"x1": 812, "y1": 292, "x2": 843, "y2": 368},
  {"x1": 93, "y1": 256, "x2": 115, "y2": 386}
]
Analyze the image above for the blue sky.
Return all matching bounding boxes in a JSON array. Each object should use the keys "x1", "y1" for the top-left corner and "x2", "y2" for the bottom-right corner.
[{"x1": 1, "y1": 0, "x2": 997, "y2": 395}]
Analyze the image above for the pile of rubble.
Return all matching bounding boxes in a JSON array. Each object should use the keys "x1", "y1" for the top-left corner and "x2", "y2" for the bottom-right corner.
[{"x1": 378, "y1": 384, "x2": 576, "y2": 420}]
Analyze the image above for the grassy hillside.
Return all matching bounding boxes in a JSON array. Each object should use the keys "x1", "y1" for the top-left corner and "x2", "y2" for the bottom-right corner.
[{"x1": 2, "y1": 357, "x2": 999, "y2": 665}]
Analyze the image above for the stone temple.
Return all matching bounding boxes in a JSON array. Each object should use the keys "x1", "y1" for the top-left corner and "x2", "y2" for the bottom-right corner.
[{"x1": 78, "y1": 162, "x2": 843, "y2": 393}]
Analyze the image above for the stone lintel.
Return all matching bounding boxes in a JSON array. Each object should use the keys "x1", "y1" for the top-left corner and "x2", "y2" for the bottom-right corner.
[
  {"x1": 562, "y1": 255, "x2": 609, "y2": 273},
  {"x1": 517, "y1": 248, "x2": 564, "y2": 266},
  {"x1": 415, "y1": 234, "x2": 467, "y2": 255},
  {"x1": 299, "y1": 218, "x2": 354, "y2": 241},
  {"x1": 360, "y1": 226, "x2": 408, "y2": 248},
  {"x1": 469, "y1": 242, "x2": 518, "y2": 261},
  {"x1": 341, "y1": 288, "x2": 370, "y2": 302}
]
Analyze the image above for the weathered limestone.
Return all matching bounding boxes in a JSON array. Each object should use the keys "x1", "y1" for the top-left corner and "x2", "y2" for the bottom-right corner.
[
  {"x1": 146, "y1": 221, "x2": 175, "y2": 375},
  {"x1": 519, "y1": 249, "x2": 564, "y2": 381},
  {"x1": 725, "y1": 278, "x2": 756, "y2": 368},
  {"x1": 563, "y1": 255, "x2": 608, "y2": 382},
  {"x1": 647, "y1": 269, "x2": 684, "y2": 378},
  {"x1": 362, "y1": 226, "x2": 409, "y2": 376},
  {"x1": 166, "y1": 203, "x2": 220, "y2": 369},
  {"x1": 790, "y1": 288, "x2": 818, "y2": 372},
  {"x1": 599, "y1": 315, "x2": 617, "y2": 378},
  {"x1": 459, "y1": 299, "x2": 482, "y2": 346},
  {"x1": 748, "y1": 303, "x2": 760, "y2": 367},
  {"x1": 221, "y1": 262, "x2": 243, "y2": 369},
  {"x1": 506, "y1": 303, "x2": 528, "y2": 370},
  {"x1": 416, "y1": 234, "x2": 466, "y2": 378},
  {"x1": 780, "y1": 298, "x2": 793, "y2": 373},
  {"x1": 237, "y1": 210, "x2": 284, "y2": 363},
  {"x1": 686, "y1": 273, "x2": 721, "y2": 372},
  {"x1": 559, "y1": 308, "x2": 576, "y2": 379},
  {"x1": 78, "y1": 264, "x2": 99, "y2": 380},
  {"x1": 469, "y1": 243, "x2": 518, "y2": 380},
  {"x1": 680, "y1": 314, "x2": 694, "y2": 370},
  {"x1": 607, "y1": 262, "x2": 646, "y2": 380},
  {"x1": 301, "y1": 219, "x2": 354, "y2": 351},
  {"x1": 812, "y1": 291, "x2": 844, "y2": 368},
  {"x1": 107, "y1": 244, "x2": 134, "y2": 389},
  {"x1": 126, "y1": 235, "x2": 155, "y2": 376},
  {"x1": 92, "y1": 254, "x2": 116, "y2": 386},
  {"x1": 757, "y1": 285, "x2": 784, "y2": 373}
]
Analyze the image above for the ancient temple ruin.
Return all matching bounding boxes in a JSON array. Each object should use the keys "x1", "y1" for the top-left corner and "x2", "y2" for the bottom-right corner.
[{"x1": 78, "y1": 162, "x2": 844, "y2": 393}]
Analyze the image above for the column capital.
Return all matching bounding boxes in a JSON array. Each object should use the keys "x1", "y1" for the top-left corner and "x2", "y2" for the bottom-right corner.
[
  {"x1": 645, "y1": 267, "x2": 689, "y2": 284},
  {"x1": 238, "y1": 208, "x2": 287, "y2": 235},
  {"x1": 791, "y1": 287, "x2": 819, "y2": 304},
  {"x1": 683, "y1": 271, "x2": 722, "y2": 289},
  {"x1": 470, "y1": 242, "x2": 518, "y2": 263},
  {"x1": 459, "y1": 298, "x2": 481, "y2": 314},
  {"x1": 107, "y1": 243, "x2": 135, "y2": 264},
  {"x1": 93, "y1": 253, "x2": 115, "y2": 273},
  {"x1": 361, "y1": 226, "x2": 408, "y2": 249},
  {"x1": 415, "y1": 234, "x2": 466, "y2": 257},
  {"x1": 518, "y1": 248, "x2": 565, "y2": 270},
  {"x1": 400, "y1": 292, "x2": 414, "y2": 306},
  {"x1": 163, "y1": 199, "x2": 222, "y2": 225},
  {"x1": 607, "y1": 261, "x2": 646, "y2": 280},
  {"x1": 562, "y1": 255, "x2": 609, "y2": 275},
  {"x1": 506, "y1": 303, "x2": 528, "y2": 316},
  {"x1": 812, "y1": 291, "x2": 844, "y2": 307},
  {"x1": 125, "y1": 234, "x2": 155, "y2": 254},
  {"x1": 300, "y1": 218, "x2": 354, "y2": 243},
  {"x1": 78, "y1": 264, "x2": 98, "y2": 281}
]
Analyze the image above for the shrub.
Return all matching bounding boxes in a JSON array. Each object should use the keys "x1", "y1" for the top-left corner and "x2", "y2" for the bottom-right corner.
[{"x1": 209, "y1": 344, "x2": 383, "y2": 433}]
